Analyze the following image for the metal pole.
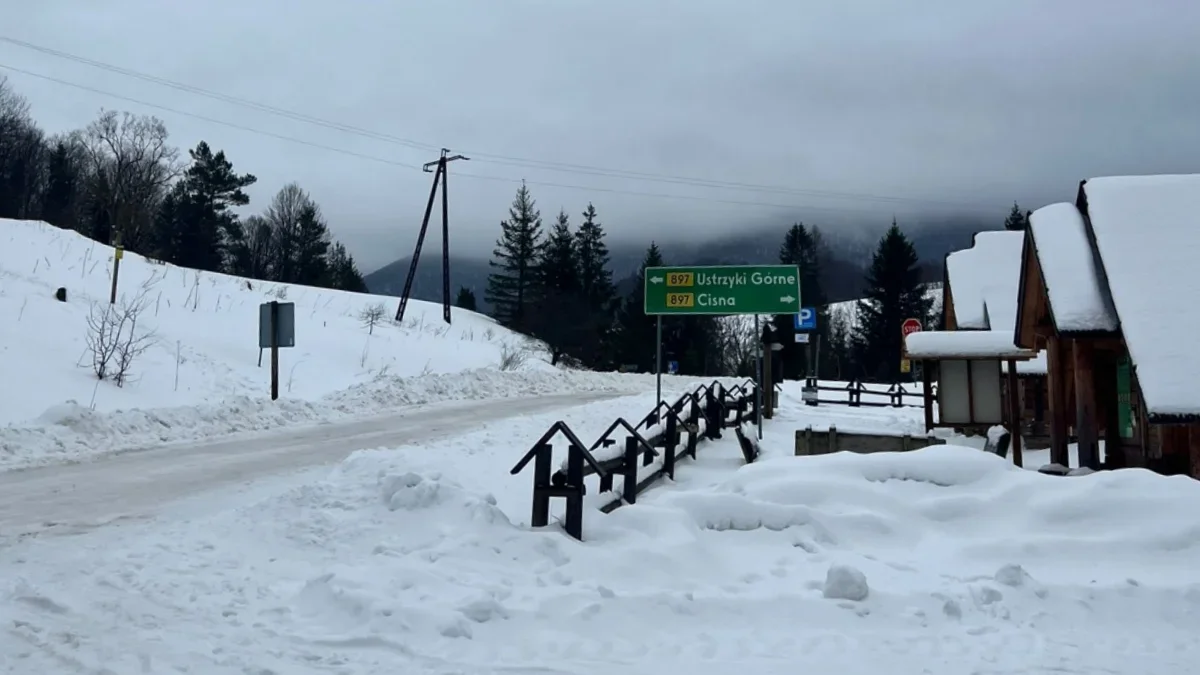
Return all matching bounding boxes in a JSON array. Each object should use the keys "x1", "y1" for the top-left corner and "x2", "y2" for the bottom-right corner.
[
  {"x1": 755, "y1": 315, "x2": 762, "y2": 440},
  {"x1": 655, "y1": 315, "x2": 663, "y2": 408},
  {"x1": 269, "y1": 301, "x2": 280, "y2": 401},
  {"x1": 439, "y1": 160, "x2": 451, "y2": 324},
  {"x1": 109, "y1": 248, "x2": 122, "y2": 304}
]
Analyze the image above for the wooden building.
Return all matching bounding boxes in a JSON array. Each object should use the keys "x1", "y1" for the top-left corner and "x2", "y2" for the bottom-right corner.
[
  {"x1": 906, "y1": 230, "x2": 1042, "y2": 466},
  {"x1": 1014, "y1": 175, "x2": 1200, "y2": 478}
]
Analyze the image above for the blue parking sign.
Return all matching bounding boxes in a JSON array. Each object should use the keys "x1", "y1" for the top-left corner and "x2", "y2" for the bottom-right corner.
[
  {"x1": 794, "y1": 307, "x2": 817, "y2": 331},
  {"x1": 667, "y1": 360, "x2": 679, "y2": 374}
]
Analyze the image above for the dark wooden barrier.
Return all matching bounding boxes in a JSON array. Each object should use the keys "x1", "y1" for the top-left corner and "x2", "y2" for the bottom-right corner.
[{"x1": 510, "y1": 379, "x2": 762, "y2": 541}]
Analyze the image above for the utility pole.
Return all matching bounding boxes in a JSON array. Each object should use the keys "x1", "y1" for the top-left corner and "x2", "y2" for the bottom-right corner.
[{"x1": 395, "y1": 148, "x2": 469, "y2": 324}]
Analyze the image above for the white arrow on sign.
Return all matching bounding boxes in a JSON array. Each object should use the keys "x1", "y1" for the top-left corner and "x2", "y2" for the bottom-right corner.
[
  {"x1": 780, "y1": 295, "x2": 796, "y2": 303},
  {"x1": 649, "y1": 276, "x2": 664, "y2": 284}
]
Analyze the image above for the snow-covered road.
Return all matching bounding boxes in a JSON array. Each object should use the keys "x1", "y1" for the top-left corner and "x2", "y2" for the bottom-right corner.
[{"x1": 0, "y1": 391, "x2": 620, "y2": 541}]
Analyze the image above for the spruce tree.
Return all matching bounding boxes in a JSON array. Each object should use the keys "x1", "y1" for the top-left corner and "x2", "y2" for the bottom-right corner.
[
  {"x1": 41, "y1": 139, "x2": 83, "y2": 231},
  {"x1": 293, "y1": 203, "x2": 331, "y2": 286},
  {"x1": 852, "y1": 220, "x2": 932, "y2": 381},
  {"x1": 529, "y1": 209, "x2": 585, "y2": 365},
  {"x1": 575, "y1": 203, "x2": 614, "y2": 310},
  {"x1": 613, "y1": 243, "x2": 664, "y2": 372},
  {"x1": 455, "y1": 286, "x2": 478, "y2": 311},
  {"x1": 540, "y1": 210, "x2": 578, "y2": 291},
  {"x1": 1004, "y1": 202, "x2": 1029, "y2": 231},
  {"x1": 326, "y1": 241, "x2": 367, "y2": 292},
  {"x1": 774, "y1": 222, "x2": 829, "y2": 379},
  {"x1": 485, "y1": 182, "x2": 543, "y2": 331}
]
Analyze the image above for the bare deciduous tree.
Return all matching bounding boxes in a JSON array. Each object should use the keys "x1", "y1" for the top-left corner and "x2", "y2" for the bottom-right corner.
[
  {"x1": 84, "y1": 289, "x2": 157, "y2": 387},
  {"x1": 358, "y1": 303, "x2": 386, "y2": 335},
  {"x1": 83, "y1": 110, "x2": 183, "y2": 249},
  {"x1": 263, "y1": 182, "x2": 312, "y2": 283},
  {"x1": 715, "y1": 316, "x2": 758, "y2": 377}
]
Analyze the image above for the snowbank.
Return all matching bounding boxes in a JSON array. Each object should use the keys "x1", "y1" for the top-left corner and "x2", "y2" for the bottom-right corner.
[
  {"x1": 0, "y1": 368, "x2": 679, "y2": 471},
  {"x1": 4, "y1": 389, "x2": 1200, "y2": 672}
]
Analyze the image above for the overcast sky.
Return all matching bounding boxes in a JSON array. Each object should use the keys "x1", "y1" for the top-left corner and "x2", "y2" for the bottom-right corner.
[{"x1": 4, "y1": 0, "x2": 1200, "y2": 271}]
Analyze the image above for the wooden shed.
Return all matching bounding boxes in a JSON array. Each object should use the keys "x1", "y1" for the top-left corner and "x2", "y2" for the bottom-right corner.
[
  {"x1": 1014, "y1": 175, "x2": 1200, "y2": 478},
  {"x1": 906, "y1": 230, "x2": 1043, "y2": 466}
]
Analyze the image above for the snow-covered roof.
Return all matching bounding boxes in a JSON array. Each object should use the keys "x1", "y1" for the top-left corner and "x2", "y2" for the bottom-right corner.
[
  {"x1": 945, "y1": 231, "x2": 1025, "y2": 331},
  {"x1": 906, "y1": 331, "x2": 1035, "y2": 360},
  {"x1": 1028, "y1": 203, "x2": 1118, "y2": 333},
  {"x1": 1082, "y1": 174, "x2": 1200, "y2": 418}
]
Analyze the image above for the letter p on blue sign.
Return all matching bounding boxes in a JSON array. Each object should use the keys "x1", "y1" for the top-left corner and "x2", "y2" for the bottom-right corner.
[{"x1": 794, "y1": 307, "x2": 817, "y2": 331}]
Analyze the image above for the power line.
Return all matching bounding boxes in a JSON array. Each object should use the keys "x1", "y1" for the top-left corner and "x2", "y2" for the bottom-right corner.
[
  {"x1": 0, "y1": 34, "x2": 987, "y2": 210},
  {"x1": 0, "y1": 61, "x2": 965, "y2": 217},
  {"x1": 0, "y1": 63, "x2": 425, "y2": 171}
]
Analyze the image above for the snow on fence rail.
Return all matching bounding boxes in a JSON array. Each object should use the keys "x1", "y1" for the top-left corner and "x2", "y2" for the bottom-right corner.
[
  {"x1": 803, "y1": 377, "x2": 931, "y2": 409},
  {"x1": 509, "y1": 379, "x2": 762, "y2": 540}
]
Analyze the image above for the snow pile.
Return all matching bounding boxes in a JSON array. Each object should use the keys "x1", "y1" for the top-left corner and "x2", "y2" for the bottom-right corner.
[
  {"x1": 1028, "y1": 202, "x2": 1119, "y2": 334},
  {"x1": 0, "y1": 368, "x2": 672, "y2": 471},
  {"x1": 1082, "y1": 174, "x2": 1200, "y2": 417},
  {"x1": 7, "y1": 416, "x2": 1200, "y2": 672}
]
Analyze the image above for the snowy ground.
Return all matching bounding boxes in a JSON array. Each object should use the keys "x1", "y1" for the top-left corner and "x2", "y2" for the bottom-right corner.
[
  {"x1": 3, "y1": 386, "x2": 1198, "y2": 674},
  {"x1": 0, "y1": 219, "x2": 718, "y2": 471}
]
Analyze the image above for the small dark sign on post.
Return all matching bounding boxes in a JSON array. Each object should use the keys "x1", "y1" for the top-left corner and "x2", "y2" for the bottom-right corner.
[{"x1": 258, "y1": 301, "x2": 296, "y2": 400}]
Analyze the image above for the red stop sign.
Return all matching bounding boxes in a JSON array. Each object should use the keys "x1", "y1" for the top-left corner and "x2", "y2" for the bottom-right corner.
[{"x1": 901, "y1": 318, "x2": 922, "y2": 336}]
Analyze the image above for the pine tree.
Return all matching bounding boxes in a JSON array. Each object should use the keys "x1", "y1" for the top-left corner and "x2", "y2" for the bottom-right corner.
[
  {"x1": 528, "y1": 209, "x2": 585, "y2": 364},
  {"x1": 774, "y1": 222, "x2": 829, "y2": 379},
  {"x1": 1004, "y1": 202, "x2": 1029, "y2": 231},
  {"x1": 613, "y1": 243, "x2": 664, "y2": 372},
  {"x1": 293, "y1": 203, "x2": 331, "y2": 286},
  {"x1": 852, "y1": 220, "x2": 932, "y2": 381},
  {"x1": 326, "y1": 241, "x2": 367, "y2": 292},
  {"x1": 575, "y1": 203, "x2": 614, "y2": 309},
  {"x1": 485, "y1": 183, "x2": 543, "y2": 331},
  {"x1": 155, "y1": 141, "x2": 256, "y2": 271},
  {"x1": 41, "y1": 139, "x2": 84, "y2": 231},
  {"x1": 455, "y1": 286, "x2": 478, "y2": 311},
  {"x1": 540, "y1": 210, "x2": 578, "y2": 291}
]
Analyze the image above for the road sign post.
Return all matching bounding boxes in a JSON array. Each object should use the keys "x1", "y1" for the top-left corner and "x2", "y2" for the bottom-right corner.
[
  {"x1": 259, "y1": 300, "x2": 296, "y2": 401},
  {"x1": 644, "y1": 265, "x2": 801, "y2": 315},
  {"x1": 900, "y1": 318, "x2": 923, "y2": 377},
  {"x1": 795, "y1": 306, "x2": 818, "y2": 380}
]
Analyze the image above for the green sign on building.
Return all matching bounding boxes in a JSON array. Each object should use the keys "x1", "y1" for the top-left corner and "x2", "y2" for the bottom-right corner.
[
  {"x1": 643, "y1": 265, "x2": 801, "y2": 315},
  {"x1": 1116, "y1": 355, "x2": 1133, "y2": 438}
]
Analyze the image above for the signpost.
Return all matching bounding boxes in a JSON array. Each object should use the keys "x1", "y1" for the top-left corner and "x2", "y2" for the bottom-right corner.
[
  {"x1": 259, "y1": 301, "x2": 296, "y2": 401},
  {"x1": 900, "y1": 318, "x2": 922, "y2": 375},
  {"x1": 643, "y1": 264, "x2": 800, "y2": 434},
  {"x1": 644, "y1": 265, "x2": 801, "y2": 315},
  {"x1": 110, "y1": 246, "x2": 124, "y2": 305}
]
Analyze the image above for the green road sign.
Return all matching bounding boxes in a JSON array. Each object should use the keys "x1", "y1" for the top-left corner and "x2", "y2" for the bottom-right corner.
[{"x1": 643, "y1": 264, "x2": 801, "y2": 315}]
